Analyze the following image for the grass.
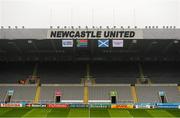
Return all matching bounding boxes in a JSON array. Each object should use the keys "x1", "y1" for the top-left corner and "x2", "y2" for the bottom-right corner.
[{"x1": 0, "y1": 108, "x2": 180, "y2": 117}]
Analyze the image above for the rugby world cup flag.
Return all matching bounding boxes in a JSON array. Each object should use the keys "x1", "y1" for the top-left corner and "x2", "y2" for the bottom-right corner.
[
  {"x1": 112, "y1": 40, "x2": 124, "y2": 47},
  {"x1": 62, "y1": 40, "x2": 73, "y2": 47},
  {"x1": 77, "y1": 40, "x2": 88, "y2": 47},
  {"x1": 98, "y1": 40, "x2": 109, "y2": 48}
]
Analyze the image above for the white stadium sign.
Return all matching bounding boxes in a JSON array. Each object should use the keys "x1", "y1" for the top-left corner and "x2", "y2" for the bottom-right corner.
[{"x1": 47, "y1": 29, "x2": 143, "y2": 39}]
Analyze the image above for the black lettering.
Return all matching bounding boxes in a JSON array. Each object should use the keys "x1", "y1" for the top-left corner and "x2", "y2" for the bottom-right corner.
[
  {"x1": 62, "y1": 31, "x2": 70, "y2": 37},
  {"x1": 116, "y1": 31, "x2": 119, "y2": 37},
  {"x1": 96, "y1": 31, "x2": 102, "y2": 38},
  {"x1": 81, "y1": 31, "x2": 86, "y2": 37},
  {"x1": 130, "y1": 31, "x2": 135, "y2": 37},
  {"x1": 75, "y1": 31, "x2": 80, "y2": 37},
  {"x1": 49, "y1": 30, "x2": 136, "y2": 38},
  {"x1": 91, "y1": 31, "x2": 96, "y2": 38},
  {"x1": 57, "y1": 31, "x2": 62, "y2": 37},
  {"x1": 110, "y1": 31, "x2": 116, "y2": 38},
  {"x1": 69, "y1": 31, "x2": 75, "y2": 37},
  {"x1": 50, "y1": 31, "x2": 57, "y2": 38},
  {"x1": 86, "y1": 31, "x2": 91, "y2": 38},
  {"x1": 124, "y1": 31, "x2": 129, "y2": 37},
  {"x1": 104, "y1": 31, "x2": 109, "y2": 37},
  {"x1": 119, "y1": 31, "x2": 124, "y2": 37}
]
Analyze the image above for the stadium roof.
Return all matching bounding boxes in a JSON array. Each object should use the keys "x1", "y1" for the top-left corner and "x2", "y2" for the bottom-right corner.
[{"x1": 0, "y1": 28, "x2": 180, "y2": 62}]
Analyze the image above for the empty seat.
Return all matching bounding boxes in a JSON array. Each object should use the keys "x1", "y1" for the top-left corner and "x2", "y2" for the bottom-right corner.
[{"x1": 136, "y1": 84, "x2": 180, "y2": 103}]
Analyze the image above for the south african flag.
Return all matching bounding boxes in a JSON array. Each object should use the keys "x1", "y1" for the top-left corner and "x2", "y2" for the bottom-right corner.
[{"x1": 77, "y1": 40, "x2": 88, "y2": 47}]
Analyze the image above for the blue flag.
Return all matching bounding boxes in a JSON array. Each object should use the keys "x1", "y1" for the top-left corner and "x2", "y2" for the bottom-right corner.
[{"x1": 98, "y1": 40, "x2": 109, "y2": 47}]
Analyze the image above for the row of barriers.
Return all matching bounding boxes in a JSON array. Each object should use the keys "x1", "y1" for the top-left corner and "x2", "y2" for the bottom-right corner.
[{"x1": 0, "y1": 103, "x2": 180, "y2": 109}]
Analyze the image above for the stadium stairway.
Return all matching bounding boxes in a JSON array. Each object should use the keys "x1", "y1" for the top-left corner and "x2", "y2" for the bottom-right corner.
[
  {"x1": 137, "y1": 63, "x2": 152, "y2": 84},
  {"x1": 131, "y1": 86, "x2": 138, "y2": 103},
  {"x1": 34, "y1": 79, "x2": 41, "y2": 104},
  {"x1": 83, "y1": 85, "x2": 88, "y2": 104},
  {"x1": 33, "y1": 64, "x2": 40, "y2": 104},
  {"x1": 33, "y1": 64, "x2": 38, "y2": 76},
  {"x1": 83, "y1": 64, "x2": 90, "y2": 104},
  {"x1": 83, "y1": 64, "x2": 97, "y2": 104},
  {"x1": 178, "y1": 86, "x2": 180, "y2": 92}
]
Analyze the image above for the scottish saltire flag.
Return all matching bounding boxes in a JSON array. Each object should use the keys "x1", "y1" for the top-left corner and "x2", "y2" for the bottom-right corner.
[
  {"x1": 98, "y1": 40, "x2": 109, "y2": 47},
  {"x1": 77, "y1": 40, "x2": 88, "y2": 47}
]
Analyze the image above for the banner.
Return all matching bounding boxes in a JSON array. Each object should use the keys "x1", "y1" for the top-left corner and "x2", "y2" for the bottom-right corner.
[
  {"x1": 62, "y1": 40, "x2": 73, "y2": 47},
  {"x1": 156, "y1": 103, "x2": 180, "y2": 108},
  {"x1": 98, "y1": 40, "x2": 109, "y2": 48},
  {"x1": 47, "y1": 104, "x2": 69, "y2": 108},
  {"x1": 110, "y1": 91, "x2": 117, "y2": 97},
  {"x1": 32, "y1": 104, "x2": 42, "y2": 107},
  {"x1": 25, "y1": 104, "x2": 46, "y2": 108},
  {"x1": 77, "y1": 40, "x2": 88, "y2": 47},
  {"x1": 55, "y1": 89, "x2": 62, "y2": 96},
  {"x1": 69, "y1": 104, "x2": 88, "y2": 108},
  {"x1": 134, "y1": 103, "x2": 155, "y2": 109},
  {"x1": 7, "y1": 89, "x2": 14, "y2": 96},
  {"x1": 135, "y1": 105, "x2": 151, "y2": 109},
  {"x1": 20, "y1": 102, "x2": 27, "y2": 107},
  {"x1": 47, "y1": 29, "x2": 143, "y2": 39},
  {"x1": 159, "y1": 91, "x2": 165, "y2": 96},
  {"x1": 90, "y1": 104, "x2": 111, "y2": 108},
  {"x1": 112, "y1": 40, "x2": 123, "y2": 47},
  {"x1": 111, "y1": 104, "x2": 133, "y2": 109},
  {"x1": 157, "y1": 105, "x2": 178, "y2": 108},
  {"x1": 25, "y1": 104, "x2": 32, "y2": 107},
  {"x1": 0, "y1": 103, "x2": 22, "y2": 107},
  {"x1": 156, "y1": 103, "x2": 180, "y2": 106}
]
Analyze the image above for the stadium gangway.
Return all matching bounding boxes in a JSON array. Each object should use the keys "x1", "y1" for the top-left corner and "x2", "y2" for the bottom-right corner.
[
  {"x1": 39, "y1": 100, "x2": 83, "y2": 104},
  {"x1": 116, "y1": 100, "x2": 134, "y2": 104},
  {"x1": 7, "y1": 100, "x2": 33, "y2": 104}
]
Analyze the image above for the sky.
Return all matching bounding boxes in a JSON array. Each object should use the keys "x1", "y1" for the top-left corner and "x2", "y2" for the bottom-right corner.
[{"x1": 0, "y1": 0, "x2": 179, "y2": 28}]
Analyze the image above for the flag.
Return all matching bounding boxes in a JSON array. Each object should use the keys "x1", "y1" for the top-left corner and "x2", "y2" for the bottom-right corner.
[
  {"x1": 77, "y1": 40, "x2": 88, "y2": 47},
  {"x1": 55, "y1": 89, "x2": 62, "y2": 96},
  {"x1": 62, "y1": 40, "x2": 73, "y2": 47},
  {"x1": 112, "y1": 40, "x2": 123, "y2": 47},
  {"x1": 98, "y1": 40, "x2": 109, "y2": 47},
  {"x1": 8, "y1": 89, "x2": 14, "y2": 96}
]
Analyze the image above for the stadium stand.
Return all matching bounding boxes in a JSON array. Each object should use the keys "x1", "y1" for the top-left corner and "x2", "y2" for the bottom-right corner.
[
  {"x1": 88, "y1": 84, "x2": 133, "y2": 103},
  {"x1": 136, "y1": 84, "x2": 180, "y2": 103},
  {"x1": 143, "y1": 62, "x2": 180, "y2": 83},
  {"x1": 0, "y1": 84, "x2": 36, "y2": 103},
  {"x1": 40, "y1": 84, "x2": 84, "y2": 103},
  {"x1": 0, "y1": 28, "x2": 180, "y2": 105},
  {"x1": 0, "y1": 62, "x2": 180, "y2": 84},
  {"x1": 91, "y1": 62, "x2": 138, "y2": 84},
  {"x1": 0, "y1": 86, "x2": 8, "y2": 102},
  {"x1": 38, "y1": 63, "x2": 86, "y2": 84},
  {"x1": 0, "y1": 63, "x2": 34, "y2": 83}
]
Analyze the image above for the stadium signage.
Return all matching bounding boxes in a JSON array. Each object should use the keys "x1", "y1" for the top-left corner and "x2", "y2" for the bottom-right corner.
[
  {"x1": 0, "y1": 103, "x2": 22, "y2": 107},
  {"x1": 47, "y1": 30, "x2": 143, "y2": 39},
  {"x1": 90, "y1": 104, "x2": 111, "y2": 108},
  {"x1": 47, "y1": 104, "x2": 69, "y2": 108},
  {"x1": 111, "y1": 104, "x2": 133, "y2": 109}
]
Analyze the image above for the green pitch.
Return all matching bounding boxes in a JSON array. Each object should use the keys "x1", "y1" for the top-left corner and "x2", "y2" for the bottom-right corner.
[{"x1": 0, "y1": 108, "x2": 180, "y2": 117}]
